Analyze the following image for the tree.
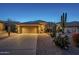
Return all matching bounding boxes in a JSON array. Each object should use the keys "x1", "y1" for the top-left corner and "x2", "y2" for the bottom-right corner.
[{"x1": 7, "y1": 18, "x2": 11, "y2": 36}]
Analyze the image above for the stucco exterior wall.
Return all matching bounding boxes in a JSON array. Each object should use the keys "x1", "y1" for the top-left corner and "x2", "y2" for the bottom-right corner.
[{"x1": 0, "y1": 23, "x2": 4, "y2": 31}]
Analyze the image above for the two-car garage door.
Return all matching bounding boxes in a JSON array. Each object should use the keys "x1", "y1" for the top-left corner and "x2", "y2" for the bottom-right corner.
[{"x1": 21, "y1": 26, "x2": 38, "y2": 33}]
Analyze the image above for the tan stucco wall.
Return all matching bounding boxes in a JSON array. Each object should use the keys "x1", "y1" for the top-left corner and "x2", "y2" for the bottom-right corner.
[
  {"x1": 0, "y1": 23, "x2": 4, "y2": 31},
  {"x1": 39, "y1": 24, "x2": 45, "y2": 33},
  {"x1": 16, "y1": 25, "x2": 21, "y2": 33}
]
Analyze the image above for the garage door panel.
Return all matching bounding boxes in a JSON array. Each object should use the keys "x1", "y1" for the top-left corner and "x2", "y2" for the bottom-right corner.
[
  {"x1": 22, "y1": 27, "x2": 28, "y2": 33},
  {"x1": 22, "y1": 26, "x2": 37, "y2": 33}
]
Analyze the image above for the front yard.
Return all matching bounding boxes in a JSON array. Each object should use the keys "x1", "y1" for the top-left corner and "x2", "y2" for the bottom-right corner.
[{"x1": 0, "y1": 32, "x2": 79, "y2": 55}]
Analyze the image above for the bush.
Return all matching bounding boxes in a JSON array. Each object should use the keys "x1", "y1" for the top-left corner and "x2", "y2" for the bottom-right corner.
[{"x1": 72, "y1": 33, "x2": 79, "y2": 47}]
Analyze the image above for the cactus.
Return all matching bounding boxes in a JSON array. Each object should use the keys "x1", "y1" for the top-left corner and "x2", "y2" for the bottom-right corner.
[{"x1": 61, "y1": 12, "x2": 67, "y2": 32}]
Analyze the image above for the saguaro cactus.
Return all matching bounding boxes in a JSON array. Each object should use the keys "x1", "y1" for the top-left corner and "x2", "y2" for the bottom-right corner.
[{"x1": 61, "y1": 12, "x2": 67, "y2": 32}]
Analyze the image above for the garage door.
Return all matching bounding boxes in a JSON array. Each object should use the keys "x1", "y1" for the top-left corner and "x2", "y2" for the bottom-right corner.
[{"x1": 22, "y1": 26, "x2": 38, "y2": 33}]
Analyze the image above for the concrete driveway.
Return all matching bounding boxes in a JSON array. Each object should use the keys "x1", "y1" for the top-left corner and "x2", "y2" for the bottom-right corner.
[
  {"x1": 0, "y1": 33, "x2": 79, "y2": 55},
  {"x1": 36, "y1": 33, "x2": 62, "y2": 55},
  {"x1": 0, "y1": 33, "x2": 38, "y2": 55}
]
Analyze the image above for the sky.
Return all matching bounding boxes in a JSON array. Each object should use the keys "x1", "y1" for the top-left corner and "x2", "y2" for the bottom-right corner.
[{"x1": 0, "y1": 3, "x2": 79, "y2": 23}]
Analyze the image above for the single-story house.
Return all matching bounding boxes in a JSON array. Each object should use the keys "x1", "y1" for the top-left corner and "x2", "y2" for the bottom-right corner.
[
  {"x1": 0, "y1": 22, "x2": 4, "y2": 32},
  {"x1": 16, "y1": 22, "x2": 47, "y2": 34},
  {"x1": 65, "y1": 25, "x2": 79, "y2": 33}
]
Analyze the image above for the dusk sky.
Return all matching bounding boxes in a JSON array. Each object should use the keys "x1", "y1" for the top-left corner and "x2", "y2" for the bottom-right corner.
[{"x1": 0, "y1": 3, "x2": 79, "y2": 22}]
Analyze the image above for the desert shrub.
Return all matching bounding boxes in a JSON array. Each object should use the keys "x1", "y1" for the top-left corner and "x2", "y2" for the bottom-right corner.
[
  {"x1": 72, "y1": 33, "x2": 79, "y2": 47},
  {"x1": 53, "y1": 32, "x2": 70, "y2": 49}
]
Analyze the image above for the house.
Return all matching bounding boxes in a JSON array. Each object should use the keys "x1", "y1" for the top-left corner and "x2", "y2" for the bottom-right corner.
[
  {"x1": 0, "y1": 21, "x2": 4, "y2": 32},
  {"x1": 16, "y1": 22, "x2": 47, "y2": 34},
  {"x1": 64, "y1": 21, "x2": 79, "y2": 33},
  {"x1": 65, "y1": 25, "x2": 79, "y2": 33}
]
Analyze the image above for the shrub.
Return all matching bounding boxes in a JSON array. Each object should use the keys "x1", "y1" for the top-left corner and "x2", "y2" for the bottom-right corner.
[{"x1": 72, "y1": 33, "x2": 79, "y2": 47}]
